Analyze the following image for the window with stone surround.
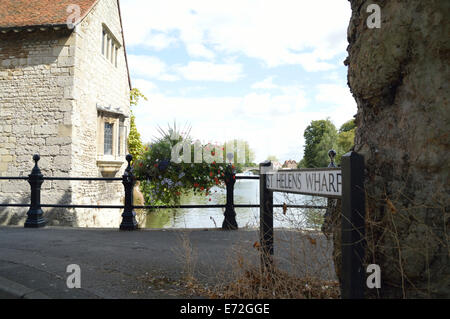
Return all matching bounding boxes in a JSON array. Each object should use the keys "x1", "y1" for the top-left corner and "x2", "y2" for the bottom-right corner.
[
  {"x1": 97, "y1": 109, "x2": 128, "y2": 176},
  {"x1": 104, "y1": 122, "x2": 113, "y2": 155},
  {"x1": 101, "y1": 25, "x2": 120, "y2": 67}
]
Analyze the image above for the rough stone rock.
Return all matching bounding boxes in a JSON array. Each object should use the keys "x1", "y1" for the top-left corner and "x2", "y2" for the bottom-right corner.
[{"x1": 341, "y1": 0, "x2": 449, "y2": 298}]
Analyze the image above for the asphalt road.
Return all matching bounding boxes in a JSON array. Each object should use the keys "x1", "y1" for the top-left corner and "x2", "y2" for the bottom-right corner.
[{"x1": 0, "y1": 226, "x2": 335, "y2": 299}]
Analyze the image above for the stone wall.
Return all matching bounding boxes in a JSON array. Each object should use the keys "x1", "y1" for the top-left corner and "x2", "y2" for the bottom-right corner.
[
  {"x1": 345, "y1": 0, "x2": 449, "y2": 298},
  {"x1": 0, "y1": 29, "x2": 76, "y2": 225},
  {"x1": 69, "y1": 0, "x2": 130, "y2": 227},
  {"x1": 0, "y1": 0, "x2": 131, "y2": 228}
]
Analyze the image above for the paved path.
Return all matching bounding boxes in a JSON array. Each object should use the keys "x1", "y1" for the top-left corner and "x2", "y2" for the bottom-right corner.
[{"x1": 0, "y1": 226, "x2": 335, "y2": 299}]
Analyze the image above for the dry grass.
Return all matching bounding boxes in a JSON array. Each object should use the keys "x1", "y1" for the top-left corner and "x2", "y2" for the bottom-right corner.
[
  {"x1": 207, "y1": 266, "x2": 340, "y2": 299},
  {"x1": 177, "y1": 241, "x2": 340, "y2": 299},
  {"x1": 172, "y1": 230, "x2": 198, "y2": 286},
  {"x1": 172, "y1": 193, "x2": 341, "y2": 299},
  {"x1": 362, "y1": 187, "x2": 449, "y2": 298}
]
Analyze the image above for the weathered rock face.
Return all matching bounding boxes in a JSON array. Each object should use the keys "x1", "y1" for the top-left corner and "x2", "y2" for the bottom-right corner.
[{"x1": 345, "y1": 0, "x2": 449, "y2": 298}]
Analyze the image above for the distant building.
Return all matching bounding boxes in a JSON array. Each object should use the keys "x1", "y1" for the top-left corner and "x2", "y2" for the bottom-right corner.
[
  {"x1": 0, "y1": 0, "x2": 131, "y2": 227},
  {"x1": 282, "y1": 160, "x2": 298, "y2": 169},
  {"x1": 272, "y1": 161, "x2": 283, "y2": 170}
]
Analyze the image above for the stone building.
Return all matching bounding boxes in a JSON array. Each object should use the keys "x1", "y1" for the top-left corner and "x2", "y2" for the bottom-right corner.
[
  {"x1": 0, "y1": 0, "x2": 132, "y2": 227},
  {"x1": 271, "y1": 161, "x2": 282, "y2": 171}
]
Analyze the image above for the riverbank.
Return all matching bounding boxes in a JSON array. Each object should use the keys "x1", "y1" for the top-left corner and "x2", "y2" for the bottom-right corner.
[{"x1": 0, "y1": 226, "x2": 335, "y2": 299}]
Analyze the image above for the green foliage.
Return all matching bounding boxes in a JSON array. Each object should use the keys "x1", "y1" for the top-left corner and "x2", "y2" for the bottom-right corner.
[
  {"x1": 300, "y1": 119, "x2": 338, "y2": 168},
  {"x1": 299, "y1": 118, "x2": 356, "y2": 168},
  {"x1": 128, "y1": 115, "x2": 144, "y2": 160},
  {"x1": 267, "y1": 155, "x2": 279, "y2": 162},
  {"x1": 336, "y1": 119, "x2": 356, "y2": 162},
  {"x1": 224, "y1": 139, "x2": 257, "y2": 170},
  {"x1": 304, "y1": 208, "x2": 325, "y2": 229},
  {"x1": 339, "y1": 119, "x2": 356, "y2": 133},
  {"x1": 128, "y1": 88, "x2": 148, "y2": 161},
  {"x1": 133, "y1": 124, "x2": 237, "y2": 205},
  {"x1": 130, "y1": 88, "x2": 147, "y2": 107}
]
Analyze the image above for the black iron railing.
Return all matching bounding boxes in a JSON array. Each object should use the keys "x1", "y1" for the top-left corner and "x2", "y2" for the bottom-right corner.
[
  {"x1": 1, "y1": 152, "x2": 368, "y2": 299},
  {"x1": 0, "y1": 154, "x2": 327, "y2": 230}
]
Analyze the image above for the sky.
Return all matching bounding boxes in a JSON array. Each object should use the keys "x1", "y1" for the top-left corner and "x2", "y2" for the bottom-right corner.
[{"x1": 120, "y1": 0, "x2": 357, "y2": 164}]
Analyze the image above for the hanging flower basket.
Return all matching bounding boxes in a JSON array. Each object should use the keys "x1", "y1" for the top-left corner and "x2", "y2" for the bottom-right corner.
[{"x1": 133, "y1": 129, "x2": 236, "y2": 205}]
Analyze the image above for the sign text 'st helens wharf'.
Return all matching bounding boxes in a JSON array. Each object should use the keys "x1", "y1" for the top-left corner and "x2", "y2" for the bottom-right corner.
[{"x1": 265, "y1": 168, "x2": 342, "y2": 198}]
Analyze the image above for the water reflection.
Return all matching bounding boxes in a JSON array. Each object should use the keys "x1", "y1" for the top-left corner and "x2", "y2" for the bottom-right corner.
[{"x1": 145, "y1": 174, "x2": 326, "y2": 229}]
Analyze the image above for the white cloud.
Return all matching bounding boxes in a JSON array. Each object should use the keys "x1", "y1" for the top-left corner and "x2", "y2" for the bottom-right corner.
[
  {"x1": 314, "y1": 83, "x2": 357, "y2": 128},
  {"x1": 315, "y1": 84, "x2": 355, "y2": 109},
  {"x1": 121, "y1": 0, "x2": 351, "y2": 70},
  {"x1": 128, "y1": 57, "x2": 244, "y2": 83},
  {"x1": 133, "y1": 86, "x2": 311, "y2": 162},
  {"x1": 142, "y1": 32, "x2": 178, "y2": 51},
  {"x1": 185, "y1": 43, "x2": 215, "y2": 59},
  {"x1": 176, "y1": 61, "x2": 244, "y2": 82},
  {"x1": 132, "y1": 78, "x2": 158, "y2": 92},
  {"x1": 251, "y1": 77, "x2": 278, "y2": 90},
  {"x1": 286, "y1": 52, "x2": 337, "y2": 72},
  {"x1": 128, "y1": 55, "x2": 179, "y2": 81},
  {"x1": 121, "y1": 1, "x2": 356, "y2": 162}
]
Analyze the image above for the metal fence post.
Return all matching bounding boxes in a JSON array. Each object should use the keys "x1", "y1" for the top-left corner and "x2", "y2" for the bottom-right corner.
[
  {"x1": 24, "y1": 154, "x2": 46, "y2": 228},
  {"x1": 222, "y1": 165, "x2": 238, "y2": 230},
  {"x1": 120, "y1": 154, "x2": 138, "y2": 231},
  {"x1": 341, "y1": 151, "x2": 366, "y2": 298},
  {"x1": 259, "y1": 161, "x2": 274, "y2": 270}
]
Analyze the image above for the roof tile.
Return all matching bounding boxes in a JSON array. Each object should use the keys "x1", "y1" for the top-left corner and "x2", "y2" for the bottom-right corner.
[{"x1": 0, "y1": 0, "x2": 98, "y2": 29}]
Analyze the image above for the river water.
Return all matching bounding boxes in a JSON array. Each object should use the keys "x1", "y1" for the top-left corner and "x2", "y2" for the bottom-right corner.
[{"x1": 144, "y1": 173, "x2": 326, "y2": 229}]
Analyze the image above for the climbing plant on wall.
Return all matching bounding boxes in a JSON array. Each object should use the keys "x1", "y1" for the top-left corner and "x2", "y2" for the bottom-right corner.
[{"x1": 128, "y1": 88, "x2": 147, "y2": 161}]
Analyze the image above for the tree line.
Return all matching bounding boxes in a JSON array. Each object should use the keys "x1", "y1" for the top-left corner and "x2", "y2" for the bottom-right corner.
[{"x1": 298, "y1": 118, "x2": 356, "y2": 168}]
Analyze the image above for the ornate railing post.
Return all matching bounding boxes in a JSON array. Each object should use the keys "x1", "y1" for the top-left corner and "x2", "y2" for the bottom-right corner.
[
  {"x1": 328, "y1": 149, "x2": 337, "y2": 168},
  {"x1": 25, "y1": 154, "x2": 46, "y2": 228},
  {"x1": 120, "y1": 154, "x2": 138, "y2": 230},
  {"x1": 222, "y1": 165, "x2": 238, "y2": 230}
]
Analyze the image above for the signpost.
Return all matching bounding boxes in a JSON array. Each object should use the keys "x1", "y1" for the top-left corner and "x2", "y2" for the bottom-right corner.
[
  {"x1": 265, "y1": 168, "x2": 342, "y2": 198},
  {"x1": 259, "y1": 151, "x2": 366, "y2": 299}
]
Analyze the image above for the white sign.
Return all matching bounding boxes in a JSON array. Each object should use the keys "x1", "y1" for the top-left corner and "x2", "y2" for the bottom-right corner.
[{"x1": 265, "y1": 169, "x2": 342, "y2": 198}]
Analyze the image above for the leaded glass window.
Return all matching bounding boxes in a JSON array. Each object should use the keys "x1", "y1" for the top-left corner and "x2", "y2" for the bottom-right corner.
[{"x1": 104, "y1": 123, "x2": 113, "y2": 155}]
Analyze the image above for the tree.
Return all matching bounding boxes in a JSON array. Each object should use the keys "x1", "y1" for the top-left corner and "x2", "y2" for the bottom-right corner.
[
  {"x1": 339, "y1": 119, "x2": 356, "y2": 134},
  {"x1": 336, "y1": 119, "x2": 356, "y2": 162},
  {"x1": 299, "y1": 119, "x2": 338, "y2": 168},
  {"x1": 223, "y1": 139, "x2": 256, "y2": 170},
  {"x1": 128, "y1": 88, "x2": 147, "y2": 161},
  {"x1": 266, "y1": 155, "x2": 279, "y2": 162},
  {"x1": 340, "y1": 0, "x2": 448, "y2": 297}
]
